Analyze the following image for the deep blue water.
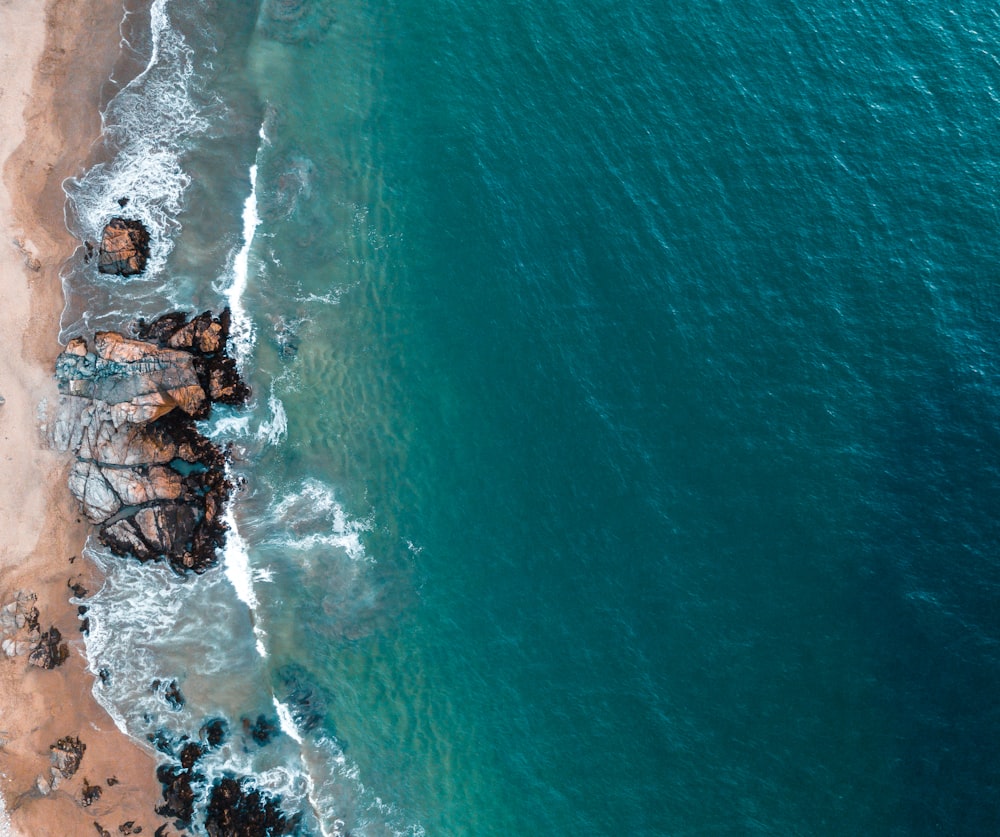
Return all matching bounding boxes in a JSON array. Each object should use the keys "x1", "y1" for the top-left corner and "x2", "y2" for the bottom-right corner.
[{"x1": 64, "y1": 0, "x2": 1000, "y2": 833}]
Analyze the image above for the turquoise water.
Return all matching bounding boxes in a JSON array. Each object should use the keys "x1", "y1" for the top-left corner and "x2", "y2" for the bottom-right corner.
[{"x1": 67, "y1": 0, "x2": 1000, "y2": 833}]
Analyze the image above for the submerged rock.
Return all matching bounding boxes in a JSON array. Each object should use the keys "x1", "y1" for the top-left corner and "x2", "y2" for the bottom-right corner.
[
  {"x1": 276, "y1": 664, "x2": 328, "y2": 734},
  {"x1": 53, "y1": 310, "x2": 249, "y2": 574},
  {"x1": 98, "y1": 217, "x2": 150, "y2": 276},
  {"x1": 242, "y1": 714, "x2": 279, "y2": 747}
]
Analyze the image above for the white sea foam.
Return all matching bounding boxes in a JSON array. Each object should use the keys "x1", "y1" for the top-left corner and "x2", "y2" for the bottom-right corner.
[
  {"x1": 256, "y1": 384, "x2": 288, "y2": 446},
  {"x1": 264, "y1": 478, "x2": 372, "y2": 562},
  {"x1": 224, "y1": 124, "x2": 268, "y2": 370},
  {"x1": 204, "y1": 413, "x2": 253, "y2": 439},
  {"x1": 221, "y1": 495, "x2": 268, "y2": 658},
  {"x1": 273, "y1": 697, "x2": 304, "y2": 745}
]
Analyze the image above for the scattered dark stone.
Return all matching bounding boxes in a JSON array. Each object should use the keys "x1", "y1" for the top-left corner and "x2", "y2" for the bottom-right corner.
[
  {"x1": 98, "y1": 667, "x2": 111, "y2": 685},
  {"x1": 118, "y1": 197, "x2": 130, "y2": 208},
  {"x1": 69, "y1": 554, "x2": 77, "y2": 563},
  {"x1": 68, "y1": 580, "x2": 89, "y2": 598},
  {"x1": 154, "y1": 826, "x2": 170, "y2": 837},
  {"x1": 204, "y1": 776, "x2": 300, "y2": 837},
  {"x1": 107, "y1": 775, "x2": 120, "y2": 786},
  {"x1": 95, "y1": 823, "x2": 112, "y2": 837},
  {"x1": 78, "y1": 605, "x2": 88, "y2": 616},
  {"x1": 119, "y1": 821, "x2": 141, "y2": 834},
  {"x1": 98, "y1": 217, "x2": 149, "y2": 276},
  {"x1": 82, "y1": 777, "x2": 103, "y2": 807},
  {"x1": 80, "y1": 617, "x2": 90, "y2": 634},
  {"x1": 156, "y1": 764, "x2": 200, "y2": 824},
  {"x1": 50, "y1": 735, "x2": 86, "y2": 778},
  {"x1": 200, "y1": 718, "x2": 228, "y2": 748},
  {"x1": 29, "y1": 626, "x2": 69, "y2": 669},
  {"x1": 242, "y1": 715, "x2": 278, "y2": 747},
  {"x1": 179, "y1": 742, "x2": 205, "y2": 770},
  {"x1": 84, "y1": 241, "x2": 95, "y2": 264}
]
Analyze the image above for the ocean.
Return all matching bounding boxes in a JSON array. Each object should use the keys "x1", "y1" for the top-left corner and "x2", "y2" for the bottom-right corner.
[{"x1": 60, "y1": 0, "x2": 1000, "y2": 833}]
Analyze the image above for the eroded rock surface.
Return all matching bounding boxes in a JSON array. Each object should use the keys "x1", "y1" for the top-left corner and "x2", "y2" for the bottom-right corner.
[{"x1": 53, "y1": 311, "x2": 248, "y2": 574}]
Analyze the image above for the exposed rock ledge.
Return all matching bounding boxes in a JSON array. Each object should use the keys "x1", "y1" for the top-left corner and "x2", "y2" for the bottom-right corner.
[{"x1": 52, "y1": 311, "x2": 249, "y2": 574}]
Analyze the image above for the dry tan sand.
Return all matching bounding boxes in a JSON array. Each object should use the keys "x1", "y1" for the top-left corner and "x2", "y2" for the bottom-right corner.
[{"x1": 0, "y1": 0, "x2": 168, "y2": 833}]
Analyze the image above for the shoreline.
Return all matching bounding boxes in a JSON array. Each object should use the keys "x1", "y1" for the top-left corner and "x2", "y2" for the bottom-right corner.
[{"x1": 0, "y1": 0, "x2": 164, "y2": 833}]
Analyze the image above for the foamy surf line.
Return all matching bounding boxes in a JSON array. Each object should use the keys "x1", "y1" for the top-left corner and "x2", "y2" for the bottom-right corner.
[{"x1": 222, "y1": 123, "x2": 268, "y2": 369}]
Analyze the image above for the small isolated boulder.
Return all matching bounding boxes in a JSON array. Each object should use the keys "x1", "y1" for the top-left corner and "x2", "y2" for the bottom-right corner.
[{"x1": 98, "y1": 218, "x2": 150, "y2": 276}]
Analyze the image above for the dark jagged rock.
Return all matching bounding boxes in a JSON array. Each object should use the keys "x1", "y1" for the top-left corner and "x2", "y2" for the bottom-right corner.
[
  {"x1": 98, "y1": 217, "x2": 150, "y2": 276},
  {"x1": 29, "y1": 626, "x2": 68, "y2": 669},
  {"x1": 118, "y1": 821, "x2": 141, "y2": 834},
  {"x1": 50, "y1": 735, "x2": 86, "y2": 778},
  {"x1": 107, "y1": 775, "x2": 120, "y2": 786},
  {"x1": 154, "y1": 826, "x2": 170, "y2": 837},
  {"x1": 204, "y1": 776, "x2": 300, "y2": 837},
  {"x1": 95, "y1": 823, "x2": 112, "y2": 837},
  {"x1": 165, "y1": 679, "x2": 185, "y2": 710},
  {"x1": 53, "y1": 310, "x2": 248, "y2": 575},
  {"x1": 242, "y1": 715, "x2": 279, "y2": 747},
  {"x1": 200, "y1": 718, "x2": 228, "y2": 749},
  {"x1": 82, "y1": 777, "x2": 103, "y2": 806},
  {"x1": 156, "y1": 764, "x2": 200, "y2": 824},
  {"x1": 179, "y1": 742, "x2": 204, "y2": 770}
]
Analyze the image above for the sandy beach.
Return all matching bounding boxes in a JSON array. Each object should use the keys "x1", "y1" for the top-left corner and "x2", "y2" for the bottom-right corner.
[{"x1": 0, "y1": 0, "x2": 165, "y2": 833}]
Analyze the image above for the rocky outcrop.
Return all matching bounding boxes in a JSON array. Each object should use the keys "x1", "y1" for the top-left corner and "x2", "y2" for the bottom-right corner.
[
  {"x1": 204, "y1": 777, "x2": 300, "y2": 837},
  {"x1": 50, "y1": 736, "x2": 86, "y2": 779},
  {"x1": 53, "y1": 310, "x2": 248, "y2": 574},
  {"x1": 98, "y1": 217, "x2": 150, "y2": 276}
]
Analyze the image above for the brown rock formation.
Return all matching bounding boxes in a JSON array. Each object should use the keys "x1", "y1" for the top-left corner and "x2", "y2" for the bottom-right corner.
[
  {"x1": 52, "y1": 310, "x2": 248, "y2": 574},
  {"x1": 97, "y1": 217, "x2": 150, "y2": 276}
]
